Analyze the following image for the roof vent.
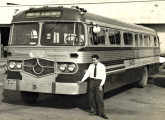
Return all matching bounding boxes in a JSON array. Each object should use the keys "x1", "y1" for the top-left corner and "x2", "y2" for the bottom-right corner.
[
  {"x1": 29, "y1": 7, "x2": 35, "y2": 10},
  {"x1": 43, "y1": 5, "x2": 48, "y2": 8},
  {"x1": 71, "y1": 6, "x2": 87, "y2": 15}
]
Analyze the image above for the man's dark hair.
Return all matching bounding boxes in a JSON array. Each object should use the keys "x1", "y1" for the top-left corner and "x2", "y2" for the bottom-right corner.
[{"x1": 91, "y1": 54, "x2": 99, "y2": 59}]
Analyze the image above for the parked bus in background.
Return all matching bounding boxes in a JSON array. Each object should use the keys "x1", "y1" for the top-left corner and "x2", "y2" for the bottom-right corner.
[{"x1": 3, "y1": 6, "x2": 160, "y2": 105}]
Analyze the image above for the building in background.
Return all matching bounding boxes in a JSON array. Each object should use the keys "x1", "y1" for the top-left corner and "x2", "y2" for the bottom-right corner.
[{"x1": 1, "y1": 0, "x2": 165, "y2": 59}]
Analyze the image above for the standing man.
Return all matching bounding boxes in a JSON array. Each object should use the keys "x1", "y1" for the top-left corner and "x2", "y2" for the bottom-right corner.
[{"x1": 77, "y1": 54, "x2": 108, "y2": 119}]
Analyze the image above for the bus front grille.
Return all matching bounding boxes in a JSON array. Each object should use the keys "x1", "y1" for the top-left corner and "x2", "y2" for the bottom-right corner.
[{"x1": 23, "y1": 58, "x2": 54, "y2": 77}]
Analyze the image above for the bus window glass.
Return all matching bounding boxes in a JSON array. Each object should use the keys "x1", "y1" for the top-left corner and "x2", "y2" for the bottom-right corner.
[
  {"x1": 150, "y1": 36, "x2": 154, "y2": 46},
  {"x1": 47, "y1": 33, "x2": 51, "y2": 39},
  {"x1": 88, "y1": 27, "x2": 94, "y2": 45},
  {"x1": 115, "y1": 31, "x2": 121, "y2": 44},
  {"x1": 64, "y1": 33, "x2": 76, "y2": 44},
  {"x1": 139, "y1": 34, "x2": 143, "y2": 45},
  {"x1": 97, "y1": 28, "x2": 105, "y2": 45},
  {"x1": 90, "y1": 28, "x2": 105, "y2": 45},
  {"x1": 144, "y1": 35, "x2": 150, "y2": 46},
  {"x1": 53, "y1": 32, "x2": 60, "y2": 43},
  {"x1": 123, "y1": 32, "x2": 133, "y2": 45},
  {"x1": 11, "y1": 23, "x2": 39, "y2": 45},
  {"x1": 135, "y1": 34, "x2": 138, "y2": 45},
  {"x1": 31, "y1": 29, "x2": 38, "y2": 39},
  {"x1": 154, "y1": 36, "x2": 158, "y2": 46},
  {"x1": 41, "y1": 23, "x2": 85, "y2": 46},
  {"x1": 109, "y1": 29, "x2": 121, "y2": 45}
]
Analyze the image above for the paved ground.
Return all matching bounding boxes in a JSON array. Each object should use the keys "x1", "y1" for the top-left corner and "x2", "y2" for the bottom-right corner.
[{"x1": 0, "y1": 72, "x2": 165, "y2": 120}]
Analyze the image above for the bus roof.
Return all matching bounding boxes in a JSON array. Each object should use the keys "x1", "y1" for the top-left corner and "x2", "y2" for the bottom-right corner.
[{"x1": 12, "y1": 6, "x2": 156, "y2": 34}]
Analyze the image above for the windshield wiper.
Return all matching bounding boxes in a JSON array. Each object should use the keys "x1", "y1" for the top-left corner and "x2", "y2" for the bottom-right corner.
[{"x1": 48, "y1": 19, "x2": 60, "y2": 33}]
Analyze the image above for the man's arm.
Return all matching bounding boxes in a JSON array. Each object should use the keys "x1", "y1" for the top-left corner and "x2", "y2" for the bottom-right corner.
[
  {"x1": 100, "y1": 65, "x2": 106, "y2": 87},
  {"x1": 77, "y1": 65, "x2": 90, "y2": 83}
]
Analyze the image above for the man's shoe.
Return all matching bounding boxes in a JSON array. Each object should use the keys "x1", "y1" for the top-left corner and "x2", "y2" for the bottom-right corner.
[
  {"x1": 89, "y1": 112, "x2": 97, "y2": 116},
  {"x1": 100, "y1": 114, "x2": 108, "y2": 119}
]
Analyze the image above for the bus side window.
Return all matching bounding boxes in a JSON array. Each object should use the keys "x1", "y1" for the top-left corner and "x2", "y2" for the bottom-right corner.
[
  {"x1": 88, "y1": 27, "x2": 94, "y2": 45},
  {"x1": 109, "y1": 29, "x2": 115, "y2": 44},
  {"x1": 150, "y1": 36, "x2": 154, "y2": 46},
  {"x1": 93, "y1": 33, "x2": 98, "y2": 45},
  {"x1": 89, "y1": 27, "x2": 101, "y2": 45},
  {"x1": 139, "y1": 34, "x2": 143, "y2": 46},
  {"x1": 88, "y1": 27, "x2": 98, "y2": 45},
  {"x1": 109, "y1": 29, "x2": 121, "y2": 45},
  {"x1": 97, "y1": 28, "x2": 105, "y2": 45},
  {"x1": 154, "y1": 36, "x2": 158, "y2": 46},
  {"x1": 115, "y1": 31, "x2": 121, "y2": 44},
  {"x1": 135, "y1": 34, "x2": 138, "y2": 46},
  {"x1": 144, "y1": 35, "x2": 150, "y2": 46},
  {"x1": 123, "y1": 32, "x2": 133, "y2": 45}
]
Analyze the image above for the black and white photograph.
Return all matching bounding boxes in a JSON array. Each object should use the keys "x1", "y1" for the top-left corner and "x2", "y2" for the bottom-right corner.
[{"x1": 0, "y1": 0, "x2": 165, "y2": 120}]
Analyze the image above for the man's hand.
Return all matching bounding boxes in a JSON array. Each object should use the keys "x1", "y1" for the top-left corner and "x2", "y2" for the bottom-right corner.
[
  {"x1": 99, "y1": 86, "x2": 103, "y2": 92},
  {"x1": 76, "y1": 81, "x2": 82, "y2": 84}
]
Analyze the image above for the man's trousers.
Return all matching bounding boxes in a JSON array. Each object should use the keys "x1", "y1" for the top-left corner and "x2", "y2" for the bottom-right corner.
[{"x1": 89, "y1": 78, "x2": 105, "y2": 116}]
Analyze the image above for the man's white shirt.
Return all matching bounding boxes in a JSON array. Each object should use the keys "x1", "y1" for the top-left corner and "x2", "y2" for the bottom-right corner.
[{"x1": 81, "y1": 62, "x2": 106, "y2": 86}]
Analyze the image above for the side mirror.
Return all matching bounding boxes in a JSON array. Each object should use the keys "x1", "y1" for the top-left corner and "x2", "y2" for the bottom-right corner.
[{"x1": 93, "y1": 26, "x2": 100, "y2": 34}]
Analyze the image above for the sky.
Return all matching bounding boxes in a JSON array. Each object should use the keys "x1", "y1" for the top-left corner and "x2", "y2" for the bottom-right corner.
[{"x1": 0, "y1": 0, "x2": 165, "y2": 24}]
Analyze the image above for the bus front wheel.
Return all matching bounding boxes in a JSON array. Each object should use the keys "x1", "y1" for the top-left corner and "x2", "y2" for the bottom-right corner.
[
  {"x1": 138, "y1": 67, "x2": 148, "y2": 88},
  {"x1": 21, "y1": 91, "x2": 39, "y2": 104}
]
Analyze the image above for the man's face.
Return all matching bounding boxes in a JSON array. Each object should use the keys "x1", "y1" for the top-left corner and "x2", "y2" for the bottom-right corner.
[{"x1": 92, "y1": 58, "x2": 99, "y2": 65}]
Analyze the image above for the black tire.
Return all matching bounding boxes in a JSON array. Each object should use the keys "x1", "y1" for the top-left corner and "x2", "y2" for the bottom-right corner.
[
  {"x1": 138, "y1": 67, "x2": 148, "y2": 88},
  {"x1": 159, "y1": 63, "x2": 165, "y2": 74},
  {"x1": 21, "y1": 91, "x2": 39, "y2": 104}
]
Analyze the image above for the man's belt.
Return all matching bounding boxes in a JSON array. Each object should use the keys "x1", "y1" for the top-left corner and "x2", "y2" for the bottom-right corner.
[{"x1": 90, "y1": 78, "x2": 102, "y2": 81}]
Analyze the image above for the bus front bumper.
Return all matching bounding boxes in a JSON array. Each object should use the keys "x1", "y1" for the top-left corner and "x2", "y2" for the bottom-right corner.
[{"x1": 3, "y1": 79, "x2": 87, "y2": 95}]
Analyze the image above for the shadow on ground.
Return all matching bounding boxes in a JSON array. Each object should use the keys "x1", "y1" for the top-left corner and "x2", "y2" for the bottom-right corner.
[
  {"x1": 1, "y1": 83, "x2": 134, "y2": 110},
  {"x1": 104, "y1": 84, "x2": 134, "y2": 99},
  {"x1": 152, "y1": 77, "x2": 165, "y2": 88},
  {"x1": 1, "y1": 90, "x2": 79, "y2": 109}
]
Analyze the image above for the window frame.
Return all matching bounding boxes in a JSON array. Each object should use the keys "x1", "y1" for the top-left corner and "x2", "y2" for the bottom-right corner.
[
  {"x1": 40, "y1": 22, "x2": 85, "y2": 46},
  {"x1": 88, "y1": 26, "x2": 107, "y2": 47},
  {"x1": 144, "y1": 35, "x2": 151, "y2": 46},
  {"x1": 123, "y1": 31, "x2": 133, "y2": 46},
  {"x1": 108, "y1": 28, "x2": 121, "y2": 46}
]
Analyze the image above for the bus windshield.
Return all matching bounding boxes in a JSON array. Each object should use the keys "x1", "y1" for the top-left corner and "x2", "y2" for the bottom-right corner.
[
  {"x1": 11, "y1": 23, "x2": 39, "y2": 45},
  {"x1": 41, "y1": 22, "x2": 85, "y2": 46}
]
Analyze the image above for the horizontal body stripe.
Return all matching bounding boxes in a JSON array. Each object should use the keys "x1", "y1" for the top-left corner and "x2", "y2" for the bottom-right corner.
[
  {"x1": 105, "y1": 64, "x2": 125, "y2": 69},
  {"x1": 105, "y1": 56, "x2": 159, "y2": 74},
  {"x1": 78, "y1": 47, "x2": 160, "y2": 51},
  {"x1": 103, "y1": 60, "x2": 124, "y2": 66},
  {"x1": 106, "y1": 66, "x2": 125, "y2": 72}
]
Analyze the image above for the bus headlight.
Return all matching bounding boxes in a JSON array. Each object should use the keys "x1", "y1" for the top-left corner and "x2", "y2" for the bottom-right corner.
[
  {"x1": 68, "y1": 64, "x2": 76, "y2": 72},
  {"x1": 59, "y1": 64, "x2": 67, "y2": 72},
  {"x1": 9, "y1": 61, "x2": 16, "y2": 69},
  {"x1": 16, "y1": 63, "x2": 22, "y2": 69}
]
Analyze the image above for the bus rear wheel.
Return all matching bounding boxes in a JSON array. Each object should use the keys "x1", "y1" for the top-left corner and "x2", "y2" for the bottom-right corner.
[
  {"x1": 138, "y1": 67, "x2": 148, "y2": 88},
  {"x1": 21, "y1": 91, "x2": 39, "y2": 104}
]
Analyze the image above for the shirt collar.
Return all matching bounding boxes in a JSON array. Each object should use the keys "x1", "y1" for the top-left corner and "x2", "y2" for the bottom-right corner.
[{"x1": 93, "y1": 62, "x2": 100, "y2": 66}]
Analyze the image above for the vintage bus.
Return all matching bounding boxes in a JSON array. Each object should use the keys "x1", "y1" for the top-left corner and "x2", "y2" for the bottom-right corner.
[{"x1": 3, "y1": 6, "x2": 160, "y2": 105}]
